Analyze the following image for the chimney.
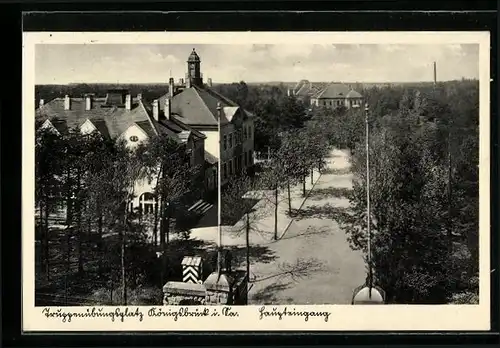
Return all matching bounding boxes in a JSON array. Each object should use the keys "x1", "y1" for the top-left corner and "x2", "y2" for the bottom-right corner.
[
  {"x1": 137, "y1": 93, "x2": 142, "y2": 101},
  {"x1": 169, "y1": 78, "x2": 175, "y2": 98},
  {"x1": 85, "y1": 95, "x2": 92, "y2": 110},
  {"x1": 178, "y1": 78, "x2": 184, "y2": 86},
  {"x1": 64, "y1": 95, "x2": 71, "y2": 110},
  {"x1": 152, "y1": 99, "x2": 160, "y2": 121},
  {"x1": 39, "y1": 99, "x2": 44, "y2": 108},
  {"x1": 207, "y1": 78, "x2": 213, "y2": 87},
  {"x1": 125, "y1": 94, "x2": 132, "y2": 110},
  {"x1": 287, "y1": 88, "x2": 291, "y2": 97},
  {"x1": 433, "y1": 61, "x2": 437, "y2": 85},
  {"x1": 165, "y1": 98, "x2": 171, "y2": 120}
]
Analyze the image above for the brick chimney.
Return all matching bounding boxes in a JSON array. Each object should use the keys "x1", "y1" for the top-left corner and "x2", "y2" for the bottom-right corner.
[
  {"x1": 169, "y1": 78, "x2": 175, "y2": 98},
  {"x1": 152, "y1": 99, "x2": 160, "y2": 121},
  {"x1": 165, "y1": 98, "x2": 171, "y2": 120},
  {"x1": 39, "y1": 99, "x2": 45, "y2": 108},
  {"x1": 85, "y1": 95, "x2": 92, "y2": 110},
  {"x1": 125, "y1": 94, "x2": 132, "y2": 110},
  {"x1": 207, "y1": 78, "x2": 213, "y2": 87},
  {"x1": 64, "y1": 95, "x2": 71, "y2": 110}
]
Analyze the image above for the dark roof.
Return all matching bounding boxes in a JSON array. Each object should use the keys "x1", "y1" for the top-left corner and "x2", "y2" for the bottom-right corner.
[
  {"x1": 204, "y1": 151, "x2": 218, "y2": 165},
  {"x1": 313, "y1": 83, "x2": 363, "y2": 99},
  {"x1": 158, "y1": 85, "x2": 252, "y2": 127},
  {"x1": 187, "y1": 48, "x2": 201, "y2": 62},
  {"x1": 36, "y1": 97, "x2": 158, "y2": 138}
]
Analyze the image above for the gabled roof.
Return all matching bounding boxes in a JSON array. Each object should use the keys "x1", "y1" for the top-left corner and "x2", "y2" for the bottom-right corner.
[
  {"x1": 204, "y1": 151, "x2": 218, "y2": 165},
  {"x1": 157, "y1": 85, "x2": 252, "y2": 127},
  {"x1": 35, "y1": 97, "x2": 158, "y2": 139},
  {"x1": 313, "y1": 83, "x2": 363, "y2": 99}
]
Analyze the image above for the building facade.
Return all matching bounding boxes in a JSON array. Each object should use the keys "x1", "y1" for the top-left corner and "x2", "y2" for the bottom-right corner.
[
  {"x1": 157, "y1": 48, "x2": 255, "y2": 187},
  {"x1": 310, "y1": 83, "x2": 363, "y2": 109},
  {"x1": 35, "y1": 89, "x2": 208, "y2": 214}
]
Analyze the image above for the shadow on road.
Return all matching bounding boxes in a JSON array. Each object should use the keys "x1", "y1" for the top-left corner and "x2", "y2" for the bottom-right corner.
[
  {"x1": 321, "y1": 167, "x2": 352, "y2": 175},
  {"x1": 280, "y1": 226, "x2": 331, "y2": 241},
  {"x1": 307, "y1": 187, "x2": 352, "y2": 201},
  {"x1": 223, "y1": 244, "x2": 278, "y2": 269},
  {"x1": 290, "y1": 204, "x2": 349, "y2": 221},
  {"x1": 251, "y1": 281, "x2": 293, "y2": 304}
]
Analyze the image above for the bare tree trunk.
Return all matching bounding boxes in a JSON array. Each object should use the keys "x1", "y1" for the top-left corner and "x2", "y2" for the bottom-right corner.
[
  {"x1": 447, "y1": 134, "x2": 453, "y2": 255},
  {"x1": 246, "y1": 212, "x2": 250, "y2": 280},
  {"x1": 287, "y1": 181, "x2": 292, "y2": 214},
  {"x1": 43, "y1": 199, "x2": 50, "y2": 281},
  {"x1": 274, "y1": 186, "x2": 278, "y2": 240},
  {"x1": 76, "y1": 170, "x2": 84, "y2": 275},
  {"x1": 121, "y1": 204, "x2": 127, "y2": 305},
  {"x1": 97, "y1": 213, "x2": 103, "y2": 276},
  {"x1": 302, "y1": 176, "x2": 306, "y2": 197},
  {"x1": 153, "y1": 195, "x2": 159, "y2": 247}
]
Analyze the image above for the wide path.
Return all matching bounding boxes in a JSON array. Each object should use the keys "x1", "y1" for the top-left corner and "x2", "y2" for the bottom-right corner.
[{"x1": 247, "y1": 149, "x2": 366, "y2": 304}]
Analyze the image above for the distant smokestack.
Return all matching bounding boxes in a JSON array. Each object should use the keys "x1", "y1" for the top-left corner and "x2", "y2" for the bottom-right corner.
[
  {"x1": 85, "y1": 95, "x2": 92, "y2": 110},
  {"x1": 39, "y1": 99, "x2": 45, "y2": 108},
  {"x1": 64, "y1": 95, "x2": 71, "y2": 110},
  {"x1": 153, "y1": 99, "x2": 160, "y2": 121},
  {"x1": 433, "y1": 61, "x2": 437, "y2": 85},
  {"x1": 169, "y1": 77, "x2": 175, "y2": 98},
  {"x1": 125, "y1": 94, "x2": 132, "y2": 110}
]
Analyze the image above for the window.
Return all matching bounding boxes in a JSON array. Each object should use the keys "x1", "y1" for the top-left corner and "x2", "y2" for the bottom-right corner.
[
  {"x1": 129, "y1": 135, "x2": 139, "y2": 142},
  {"x1": 223, "y1": 135, "x2": 227, "y2": 150},
  {"x1": 229, "y1": 160, "x2": 233, "y2": 175},
  {"x1": 248, "y1": 150, "x2": 253, "y2": 165},
  {"x1": 229, "y1": 133, "x2": 233, "y2": 148},
  {"x1": 240, "y1": 154, "x2": 244, "y2": 171},
  {"x1": 139, "y1": 192, "x2": 156, "y2": 215},
  {"x1": 244, "y1": 152, "x2": 247, "y2": 166},
  {"x1": 223, "y1": 163, "x2": 227, "y2": 180},
  {"x1": 243, "y1": 126, "x2": 247, "y2": 140}
]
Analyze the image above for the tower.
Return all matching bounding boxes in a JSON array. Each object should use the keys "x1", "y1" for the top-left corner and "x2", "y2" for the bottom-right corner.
[{"x1": 187, "y1": 48, "x2": 203, "y2": 87}]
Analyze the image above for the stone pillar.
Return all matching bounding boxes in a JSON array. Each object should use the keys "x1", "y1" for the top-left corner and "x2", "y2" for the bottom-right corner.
[{"x1": 203, "y1": 272, "x2": 233, "y2": 305}]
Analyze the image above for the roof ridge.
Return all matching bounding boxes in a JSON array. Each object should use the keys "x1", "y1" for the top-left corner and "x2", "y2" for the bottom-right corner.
[
  {"x1": 138, "y1": 99, "x2": 159, "y2": 136},
  {"x1": 192, "y1": 87, "x2": 219, "y2": 123}
]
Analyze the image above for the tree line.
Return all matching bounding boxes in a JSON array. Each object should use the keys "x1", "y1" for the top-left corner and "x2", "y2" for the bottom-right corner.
[
  {"x1": 217, "y1": 79, "x2": 480, "y2": 304},
  {"x1": 35, "y1": 128, "x2": 204, "y2": 305}
]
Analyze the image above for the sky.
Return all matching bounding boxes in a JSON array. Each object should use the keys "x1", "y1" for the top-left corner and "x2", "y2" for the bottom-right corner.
[{"x1": 35, "y1": 43, "x2": 479, "y2": 84}]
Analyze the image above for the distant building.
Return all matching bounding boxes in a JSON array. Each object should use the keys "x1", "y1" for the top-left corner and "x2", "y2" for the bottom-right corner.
[
  {"x1": 310, "y1": 83, "x2": 363, "y2": 109},
  {"x1": 156, "y1": 48, "x2": 255, "y2": 186}
]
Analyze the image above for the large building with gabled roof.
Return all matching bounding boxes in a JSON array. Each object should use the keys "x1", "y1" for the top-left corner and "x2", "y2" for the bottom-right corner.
[
  {"x1": 35, "y1": 88, "x2": 210, "y2": 214},
  {"x1": 155, "y1": 48, "x2": 255, "y2": 186},
  {"x1": 310, "y1": 83, "x2": 363, "y2": 109}
]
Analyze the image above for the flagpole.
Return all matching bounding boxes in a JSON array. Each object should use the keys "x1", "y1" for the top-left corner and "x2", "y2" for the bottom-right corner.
[
  {"x1": 365, "y1": 103, "x2": 373, "y2": 298},
  {"x1": 217, "y1": 102, "x2": 222, "y2": 276}
]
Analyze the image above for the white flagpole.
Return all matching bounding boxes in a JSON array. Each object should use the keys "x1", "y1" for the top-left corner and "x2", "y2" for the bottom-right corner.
[
  {"x1": 365, "y1": 103, "x2": 373, "y2": 297},
  {"x1": 217, "y1": 102, "x2": 222, "y2": 276}
]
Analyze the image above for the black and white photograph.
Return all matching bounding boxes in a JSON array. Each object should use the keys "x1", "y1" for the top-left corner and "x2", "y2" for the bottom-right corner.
[{"x1": 23, "y1": 31, "x2": 490, "y2": 331}]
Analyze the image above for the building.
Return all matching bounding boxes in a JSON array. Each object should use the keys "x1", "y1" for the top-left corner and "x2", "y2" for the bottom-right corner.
[
  {"x1": 156, "y1": 48, "x2": 255, "y2": 186},
  {"x1": 35, "y1": 89, "x2": 209, "y2": 214},
  {"x1": 287, "y1": 79, "x2": 323, "y2": 101},
  {"x1": 310, "y1": 83, "x2": 363, "y2": 109}
]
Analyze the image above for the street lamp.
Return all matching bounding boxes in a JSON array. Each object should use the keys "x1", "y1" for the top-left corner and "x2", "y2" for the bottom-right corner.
[{"x1": 352, "y1": 103, "x2": 385, "y2": 305}]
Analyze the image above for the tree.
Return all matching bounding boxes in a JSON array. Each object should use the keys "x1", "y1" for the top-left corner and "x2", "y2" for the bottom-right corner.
[
  {"x1": 35, "y1": 128, "x2": 65, "y2": 281},
  {"x1": 136, "y1": 135, "x2": 203, "y2": 284},
  {"x1": 221, "y1": 173, "x2": 263, "y2": 281}
]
